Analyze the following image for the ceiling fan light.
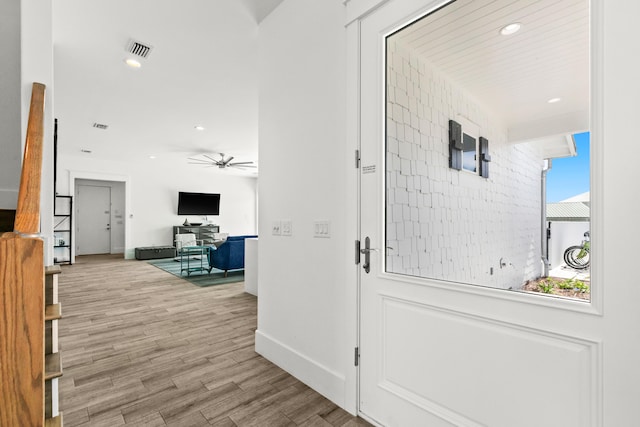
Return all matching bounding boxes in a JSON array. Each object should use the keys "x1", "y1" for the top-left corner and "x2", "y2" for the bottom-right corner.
[{"x1": 189, "y1": 153, "x2": 255, "y2": 170}]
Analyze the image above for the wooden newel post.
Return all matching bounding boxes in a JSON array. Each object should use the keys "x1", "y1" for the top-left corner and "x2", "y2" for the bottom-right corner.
[{"x1": 14, "y1": 82, "x2": 46, "y2": 235}]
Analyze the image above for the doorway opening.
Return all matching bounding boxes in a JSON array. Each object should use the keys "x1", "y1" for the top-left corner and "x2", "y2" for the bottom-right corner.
[{"x1": 74, "y1": 179, "x2": 126, "y2": 257}]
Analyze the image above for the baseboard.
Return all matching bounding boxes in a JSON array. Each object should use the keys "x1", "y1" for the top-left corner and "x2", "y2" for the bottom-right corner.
[{"x1": 255, "y1": 329, "x2": 346, "y2": 409}]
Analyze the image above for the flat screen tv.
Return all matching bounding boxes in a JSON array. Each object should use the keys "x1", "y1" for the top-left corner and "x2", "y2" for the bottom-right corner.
[{"x1": 177, "y1": 192, "x2": 220, "y2": 215}]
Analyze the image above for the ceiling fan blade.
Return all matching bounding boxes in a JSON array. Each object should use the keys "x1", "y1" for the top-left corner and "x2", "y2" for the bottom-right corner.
[
  {"x1": 203, "y1": 154, "x2": 219, "y2": 163},
  {"x1": 228, "y1": 161, "x2": 254, "y2": 166},
  {"x1": 223, "y1": 156, "x2": 235, "y2": 165},
  {"x1": 233, "y1": 165, "x2": 257, "y2": 169}
]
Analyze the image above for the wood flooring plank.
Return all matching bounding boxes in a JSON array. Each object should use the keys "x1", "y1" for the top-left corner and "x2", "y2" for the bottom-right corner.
[
  {"x1": 298, "y1": 414, "x2": 334, "y2": 427},
  {"x1": 321, "y1": 407, "x2": 361, "y2": 427},
  {"x1": 57, "y1": 255, "x2": 371, "y2": 427},
  {"x1": 207, "y1": 416, "x2": 237, "y2": 427},
  {"x1": 168, "y1": 410, "x2": 211, "y2": 427}
]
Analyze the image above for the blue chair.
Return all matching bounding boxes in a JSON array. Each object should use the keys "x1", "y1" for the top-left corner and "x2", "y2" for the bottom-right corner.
[{"x1": 207, "y1": 235, "x2": 258, "y2": 276}]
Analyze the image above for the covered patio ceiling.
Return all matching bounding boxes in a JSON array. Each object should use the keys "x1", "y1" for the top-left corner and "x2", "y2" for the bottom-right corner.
[{"x1": 394, "y1": 0, "x2": 589, "y2": 156}]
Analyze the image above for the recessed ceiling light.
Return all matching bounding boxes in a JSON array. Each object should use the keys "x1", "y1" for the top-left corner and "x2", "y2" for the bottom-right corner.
[
  {"x1": 194, "y1": 125, "x2": 205, "y2": 131},
  {"x1": 125, "y1": 58, "x2": 142, "y2": 68},
  {"x1": 500, "y1": 22, "x2": 522, "y2": 36},
  {"x1": 547, "y1": 97, "x2": 562, "y2": 104},
  {"x1": 149, "y1": 155, "x2": 157, "y2": 159}
]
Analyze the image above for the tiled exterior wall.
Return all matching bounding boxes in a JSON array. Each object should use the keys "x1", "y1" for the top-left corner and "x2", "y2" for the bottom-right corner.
[{"x1": 385, "y1": 41, "x2": 543, "y2": 290}]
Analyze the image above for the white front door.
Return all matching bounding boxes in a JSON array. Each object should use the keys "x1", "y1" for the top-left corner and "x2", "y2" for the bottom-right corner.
[
  {"x1": 358, "y1": 1, "x2": 603, "y2": 426},
  {"x1": 76, "y1": 184, "x2": 111, "y2": 255}
]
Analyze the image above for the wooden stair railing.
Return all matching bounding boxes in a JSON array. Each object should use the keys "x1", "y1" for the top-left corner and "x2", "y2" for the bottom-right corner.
[{"x1": 0, "y1": 82, "x2": 52, "y2": 426}]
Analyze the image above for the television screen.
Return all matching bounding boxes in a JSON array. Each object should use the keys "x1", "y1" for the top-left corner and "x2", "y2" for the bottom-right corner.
[{"x1": 177, "y1": 192, "x2": 220, "y2": 215}]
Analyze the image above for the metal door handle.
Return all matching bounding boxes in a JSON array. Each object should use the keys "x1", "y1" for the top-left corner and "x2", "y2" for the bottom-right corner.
[{"x1": 360, "y1": 236, "x2": 372, "y2": 273}]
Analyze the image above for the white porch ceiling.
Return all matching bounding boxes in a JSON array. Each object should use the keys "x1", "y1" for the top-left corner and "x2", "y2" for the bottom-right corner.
[{"x1": 393, "y1": 0, "x2": 590, "y2": 143}]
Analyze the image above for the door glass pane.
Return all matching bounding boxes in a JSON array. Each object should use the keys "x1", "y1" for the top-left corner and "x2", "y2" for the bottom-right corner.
[
  {"x1": 462, "y1": 133, "x2": 476, "y2": 173},
  {"x1": 384, "y1": 0, "x2": 590, "y2": 301}
]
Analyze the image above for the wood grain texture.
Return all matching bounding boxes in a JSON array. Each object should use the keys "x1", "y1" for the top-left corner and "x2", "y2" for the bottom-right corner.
[
  {"x1": 45, "y1": 352, "x2": 63, "y2": 380},
  {"x1": 14, "y1": 82, "x2": 45, "y2": 235},
  {"x1": 58, "y1": 255, "x2": 371, "y2": 426},
  {"x1": 45, "y1": 413, "x2": 63, "y2": 427},
  {"x1": 0, "y1": 232, "x2": 45, "y2": 426},
  {"x1": 46, "y1": 303, "x2": 62, "y2": 321}
]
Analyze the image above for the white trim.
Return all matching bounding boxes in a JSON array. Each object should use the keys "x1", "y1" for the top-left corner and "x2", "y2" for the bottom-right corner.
[
  {"x1": 345, "y1": 0, "x2": 392, "y2": 27},
  {"x1": 255, "y1": 330, "x2": 347, "y2": 409},
  {"x1": 588, "y1": 0, "x2": 604, "y2": 318},
  {"x1": 344, "y1": 17, "x2": 361, "y2": 416}
]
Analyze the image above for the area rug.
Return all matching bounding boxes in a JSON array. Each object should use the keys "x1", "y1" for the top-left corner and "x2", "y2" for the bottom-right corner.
[{"x1": 146, "y1": 257, "x2": 244, "y2": 287}]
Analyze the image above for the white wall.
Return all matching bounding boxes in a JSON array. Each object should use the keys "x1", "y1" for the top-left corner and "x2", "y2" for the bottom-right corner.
[
  {"x1": 547, "y1": 221, "x2": 589, "y2": 269},
  {"x1": 386, "y1": 41, "x2": 543, "y2": 289},
  {"x1": 601, "y1": 2, "x2": 640, "y2": 423},
  {"x1": 0, "y1": 0, "x2": 22, "y2": 209},
  {"x1": 58, "y1": 154, "x2": 257, "y2": 259},
  {"x1": 21, "y1": 0, "x2": 55, "y2": 265},
  {"x1": 256, "y1": 0, "x2": 349, "y2": 409}
]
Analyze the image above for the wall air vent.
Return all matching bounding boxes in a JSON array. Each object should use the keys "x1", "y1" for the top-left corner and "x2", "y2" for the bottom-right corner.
[
  {"x1": 126, "y1": 39, "x2": 153, "y2": 59},
  {"x1": 92, "y1": 123, "x2": 108, "y2": 130}
]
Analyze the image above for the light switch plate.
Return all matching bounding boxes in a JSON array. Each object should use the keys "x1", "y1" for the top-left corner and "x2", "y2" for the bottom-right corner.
[
  {"x1": 272, "y1": 221, "x2": 281, "y2": 236},
  {"x1": 313, "y1": 221, "x2": 330, "y2": 238},
  {"x1": 281, "y1": 220, "x2": 292, "y2": 236}
]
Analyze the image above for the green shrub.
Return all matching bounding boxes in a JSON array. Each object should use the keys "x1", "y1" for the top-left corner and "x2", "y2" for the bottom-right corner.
[{"x1": 538, "y1": 279, "x2": 555, "y2": 294}]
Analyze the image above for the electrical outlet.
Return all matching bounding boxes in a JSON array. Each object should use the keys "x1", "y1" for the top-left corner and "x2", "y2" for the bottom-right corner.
[
  {"x1": 272, "y1": 221, "x2": 281, "y2": 235},
  {"x1": 281, "y1": 220, "x2": 292, "y2": 236},
  {"x1": 313, "y1": 221, "x2": 330, "y2": 238}
]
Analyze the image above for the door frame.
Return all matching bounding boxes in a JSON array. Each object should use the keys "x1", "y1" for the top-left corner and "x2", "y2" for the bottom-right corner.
[
  {"x1": 68, "y1": 171, "x2": 130, "y2": 263},
  {"x1": 346, "y1": 0, "x2": 604, "y2": 422}
]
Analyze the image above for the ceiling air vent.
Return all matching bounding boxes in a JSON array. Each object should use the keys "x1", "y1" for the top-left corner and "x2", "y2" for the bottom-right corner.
[
  {"x1": 126, "y1": 39, "x2": 153, "y2": 59},
  {"x1": 93, "y1": 123, "x2": 108, "y2": 130}
]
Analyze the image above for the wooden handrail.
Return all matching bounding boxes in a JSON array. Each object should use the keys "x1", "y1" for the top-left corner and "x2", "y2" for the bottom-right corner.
[
  {"x1": 14, "y1": 82, "x2": 46, "y2": 235},
  {"x1": 0, "y1": 82, "x2": 47, "y2": 425}
]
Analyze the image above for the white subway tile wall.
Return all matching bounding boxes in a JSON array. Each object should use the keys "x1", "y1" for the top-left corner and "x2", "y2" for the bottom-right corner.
[{"x1": 385, "y1": 40, "x2": 543, "y2": 290}]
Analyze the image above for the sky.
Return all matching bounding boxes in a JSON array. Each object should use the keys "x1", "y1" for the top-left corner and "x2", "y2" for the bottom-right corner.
[{"x1": 546, "y1": 132, "x2": 590, "y2": 203}]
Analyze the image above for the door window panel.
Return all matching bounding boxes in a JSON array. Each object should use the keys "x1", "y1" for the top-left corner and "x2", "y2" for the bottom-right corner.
[{"x1": 384, "y1": 0, "x2": 590, "y2": 301}]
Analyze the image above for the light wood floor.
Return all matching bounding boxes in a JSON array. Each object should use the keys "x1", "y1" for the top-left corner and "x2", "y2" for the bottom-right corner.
[{"x1": 58, "y1": 255, "x2": 370, "y2": 427}]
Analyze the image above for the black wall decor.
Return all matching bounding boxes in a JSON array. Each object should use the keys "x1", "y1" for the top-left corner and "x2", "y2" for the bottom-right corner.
[
  {"x1": 449, "y1": 119, "x2": 462, "y2": 170},
  {"x1": 479, "y1": 136, "x2": 491, "y2": 178}
]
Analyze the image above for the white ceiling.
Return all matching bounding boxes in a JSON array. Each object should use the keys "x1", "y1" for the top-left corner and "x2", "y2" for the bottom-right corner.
[
  {"x1": 53, "y1": 0, "x2": 283, "y2": 172},
  {"x1": 53, "y1": 0, "x2": 587, "y2": 172},
  {"x1": 393, "y1": 0, "x2": 589, "y2": 144}
]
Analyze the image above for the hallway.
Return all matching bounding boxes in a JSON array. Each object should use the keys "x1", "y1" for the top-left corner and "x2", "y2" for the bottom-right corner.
[{"x1": 58, "y1": 255, "x2": 369, "y2": 426}]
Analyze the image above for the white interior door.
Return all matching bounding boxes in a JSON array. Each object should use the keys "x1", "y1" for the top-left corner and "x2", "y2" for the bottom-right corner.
[
  {"x1": 358, "y1": 1, "x2": 603, "y2": 426},
  {"x1": 76, "y1": 184, "x2": 111, "y2": 255}
]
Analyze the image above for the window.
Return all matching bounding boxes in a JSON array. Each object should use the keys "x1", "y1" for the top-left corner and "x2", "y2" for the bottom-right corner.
[{"x1": 462, "y1": 133, "x2": 477, "y2": 173}]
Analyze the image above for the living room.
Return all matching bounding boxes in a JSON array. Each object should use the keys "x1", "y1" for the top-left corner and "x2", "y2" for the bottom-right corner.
[
  {"x1": 4, "y1": 0, "x2": 640, "y2": 425},
  {"x1": 52, "y1": 1, "x2": 260, "y2": 260}
]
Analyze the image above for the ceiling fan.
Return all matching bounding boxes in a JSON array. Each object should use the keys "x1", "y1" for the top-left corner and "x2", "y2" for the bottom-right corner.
[{"x1": 188, "y1": 153, "x2": 256, "y2": 169}]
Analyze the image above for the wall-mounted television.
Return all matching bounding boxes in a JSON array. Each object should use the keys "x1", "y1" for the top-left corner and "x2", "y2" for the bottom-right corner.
[{"x1": 177, "y1": 192, "x2": 220, "y2": 215}]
